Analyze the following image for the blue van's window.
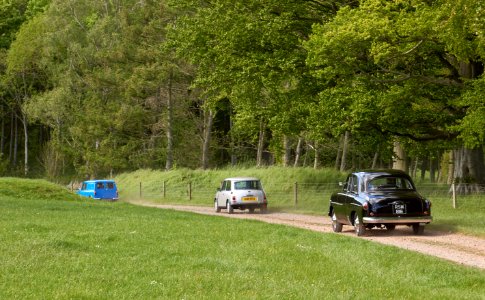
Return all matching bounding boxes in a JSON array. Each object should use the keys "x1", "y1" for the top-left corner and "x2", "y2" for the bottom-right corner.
[
  {"x1": 107, "y1": 182, "x2": 114, "y2": 189},
  {"x1": 82, "y1": 183, "x2": 87, "y2": 190},
  {"x1": 96, "y1": 182, "x2": 104, "y2": 189}
]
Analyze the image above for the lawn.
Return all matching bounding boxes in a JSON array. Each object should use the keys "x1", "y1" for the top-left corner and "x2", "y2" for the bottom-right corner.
[{"x1": 1, "y1": 178, "x2": 484, "y2": 299}]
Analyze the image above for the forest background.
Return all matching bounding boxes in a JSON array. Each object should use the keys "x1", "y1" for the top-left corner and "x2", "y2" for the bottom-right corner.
[{"x1": 1, "y1": 0, "x2": 485, "y2": 191}]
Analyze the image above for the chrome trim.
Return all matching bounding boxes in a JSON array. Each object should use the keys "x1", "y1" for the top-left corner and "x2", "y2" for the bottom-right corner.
[{"x1": 363, "y1": 216, "x2": 432, "y2": 224}]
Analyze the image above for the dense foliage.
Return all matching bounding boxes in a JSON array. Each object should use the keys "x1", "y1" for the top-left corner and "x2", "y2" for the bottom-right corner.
[{"x1": 0, "y1": 0, "x2": 484, "y2": 184}]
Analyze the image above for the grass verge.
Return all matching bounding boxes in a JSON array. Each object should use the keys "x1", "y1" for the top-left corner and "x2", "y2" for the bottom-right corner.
[{"x1": 1, "y1": 178, "x2": 484, "y2": 299}]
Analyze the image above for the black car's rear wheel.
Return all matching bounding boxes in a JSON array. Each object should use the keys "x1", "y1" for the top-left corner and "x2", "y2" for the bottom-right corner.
[
  {"x1": 385, "y1": 224, "x2": 396, "y2": 231},
  {"x1": 354, "y1": 214, "x2": 365, "y2": 236},
  {"x1": 331, "y1": 212, "x2": 343, "y2": 233},
  {"x1": 412, "y1": 224, "x2": 424, "y2": 235}
]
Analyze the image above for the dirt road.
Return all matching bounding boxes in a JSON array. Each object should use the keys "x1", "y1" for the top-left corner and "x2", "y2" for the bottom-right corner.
[{"x1": 135, "y1": 202, "x2": 485, "y2": 270}]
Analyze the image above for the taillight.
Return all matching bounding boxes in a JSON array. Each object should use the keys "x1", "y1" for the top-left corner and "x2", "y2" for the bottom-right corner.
[
  {"x1": 264, "y1": 193, "x2": 267, "y2": 203},
  {"x1": 232, "y1": 196, "x2": 236, "y2": 202}
]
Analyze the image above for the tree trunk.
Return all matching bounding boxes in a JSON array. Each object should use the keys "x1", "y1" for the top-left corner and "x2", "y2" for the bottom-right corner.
[
  {"x1": 256, "y1": 120, "x2": 265, "y2": 167},
  {"x1": 313, "y1": 140, "x2": 319, "y2": 169},
  {"x1": 9, "y1": 111, "x2": 14, "y2": 162},
  {"x1": 201, "y1": 109, "x2": 214, "y2": 170},
  {"x1": 340, "y1": 131, "x2": 349, "y2": 172},
  {"x1": 13, "y1": 115, "x2": 18, "y2": 167},
  {"x1": 452, "y1": 146, "x2": 485, "y2": 194},
  {"x1": 283, "y1": 135, "x2": 290, "y2": 167},
  {"x1": 429, "y1": 157, "x2": 436, "y2": 183},
  {"x1": 1, "y1": 115, "x2": 4, "y2": 155},
  {"x1": 334, "y1": 135, "x2": 343, "y2": 170},
  {"x1": 420, "y1": 158, "x2": 427, "y2": 181},
  {"x1": 165, "y1": 72, "x2": 174, "y2": 171},
  {"x1": 293, "y1": 137, "x2": 303, "y2": 167},
  {"x1": 21, "y1": 113, "x2": 28, "y2": 176},
  {"x1": 447, "y1": 151, "x2": 454, "y2": 185},
  {"x1": 371, "y1": 152, "x2": 378, "y2": 169},
  {"x1": 392, "y1": 141, "x2": 408, "y2": 172}
]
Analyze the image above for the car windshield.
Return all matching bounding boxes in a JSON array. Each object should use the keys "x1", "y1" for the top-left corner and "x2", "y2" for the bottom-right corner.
[
  {"x1": 367, "y1": 176, "x2": 414, "y2": 191},
  {"x1": 234, "y1": 180, "x2": 261, "y2": 190}
]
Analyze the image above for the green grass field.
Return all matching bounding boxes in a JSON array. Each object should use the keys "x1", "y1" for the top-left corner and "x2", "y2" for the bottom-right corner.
[
  {"x1": 1, "y1": 177, "x2": 484, "y2": 299},
  {"x1": 115, "y1": 167, "x2": 485, "y2": 237}
]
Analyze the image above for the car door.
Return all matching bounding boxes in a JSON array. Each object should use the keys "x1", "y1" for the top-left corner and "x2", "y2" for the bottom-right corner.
[
  {"x1": 342, "y1": 175, "x2": 359, "y2": 224},
  {"x1": 333, "y1": 175, "x2": 352, "y2": 224},
  {"x1": 217, "y1": 180, "x2": 231, "y2": 206}
]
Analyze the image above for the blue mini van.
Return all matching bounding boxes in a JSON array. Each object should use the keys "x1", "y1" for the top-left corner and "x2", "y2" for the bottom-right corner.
[{"x1": 77, "y1": 180, "x2": 119, "y2": 200}]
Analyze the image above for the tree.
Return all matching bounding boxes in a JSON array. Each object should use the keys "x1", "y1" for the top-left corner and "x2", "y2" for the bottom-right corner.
[{"x1": 305, "y1": 0, "x2": 485, "y2": 181}]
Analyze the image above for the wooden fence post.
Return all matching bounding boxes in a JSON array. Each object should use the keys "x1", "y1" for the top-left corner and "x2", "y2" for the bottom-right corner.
[
  {"x1": 162, "y1": 181, "x2": 166, "y2": 198},
  {"x1": 294, "y1": 182, "x2": 298, "y2": 207},
  {"x1": 139, "y1": 182, "x2": 142, "y2": 199},
  {"x1": 188, "y1": 182, "x2": 192, "y2": 201}
]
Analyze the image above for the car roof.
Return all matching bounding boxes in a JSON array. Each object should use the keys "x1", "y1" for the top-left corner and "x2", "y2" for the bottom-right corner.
[
  {"x1": 353, "y1": 169, "x2": 409, "y2": 176},
  {"x1": 223, "y1": 177, "x2": 260, "y2": 181},
  {"x1": 83, "y1": 180, "x2": 116, "y2": 183}
]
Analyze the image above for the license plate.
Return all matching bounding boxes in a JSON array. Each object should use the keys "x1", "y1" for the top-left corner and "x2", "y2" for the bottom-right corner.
[
  {"x1": 242, "y1": 197, "x2": 256, "y2": 201},
  {"x1": 393, "y1": 204, "x2": 406, "y2": 214}
]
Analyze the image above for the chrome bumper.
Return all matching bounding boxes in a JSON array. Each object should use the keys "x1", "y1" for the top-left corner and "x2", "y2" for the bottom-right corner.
[{"x1": 363, "y1": 216, "x2": 432, "y2": 224}]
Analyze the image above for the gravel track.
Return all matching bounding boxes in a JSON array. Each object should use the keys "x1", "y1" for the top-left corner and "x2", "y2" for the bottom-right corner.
[{"x1": 133, "y1": 202, "x2": 485, "y2": 270}]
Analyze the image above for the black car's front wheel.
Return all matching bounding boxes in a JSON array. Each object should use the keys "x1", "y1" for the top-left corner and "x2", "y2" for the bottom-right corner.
[
  {"x1": 331, "y1": 212, "x2": 342, "y2": 233},
  {"x1": 354, "y1": 214, "x2": 365, "y2": 236}
]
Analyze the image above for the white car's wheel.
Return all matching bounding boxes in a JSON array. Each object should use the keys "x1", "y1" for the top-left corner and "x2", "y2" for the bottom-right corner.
[
  {"x1": 227, "y1": 201, "x2": 233, "y2": 214},
  {"x1": 214, "y1": 200, "x2": 221, "y2": 213}
]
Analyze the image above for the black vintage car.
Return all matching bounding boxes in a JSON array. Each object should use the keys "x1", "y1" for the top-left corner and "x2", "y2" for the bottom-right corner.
[{"x1": 328, "y1": 170, "x2": 432, "y2": 236}]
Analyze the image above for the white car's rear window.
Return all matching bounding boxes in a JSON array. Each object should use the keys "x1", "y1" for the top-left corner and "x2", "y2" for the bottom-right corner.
[{"x1": 234, "y1": 180, "x2": 262, "y2": 190}]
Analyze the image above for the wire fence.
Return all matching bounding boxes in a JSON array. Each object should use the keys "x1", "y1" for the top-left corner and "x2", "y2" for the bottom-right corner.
[{"x1": 128, "y1": 181, "x2": 485, "y2": 210}]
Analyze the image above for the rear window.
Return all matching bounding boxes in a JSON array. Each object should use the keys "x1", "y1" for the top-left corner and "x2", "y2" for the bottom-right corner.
[
  {"x1": 234, "y1": 180, "x2": 262, "y2": 190},
  {"x1": 367, "y1": 176, "x2": 414, "y2": 191},
  {"x1": 107, "y1": 182, "x2": 115, "y2": 189}
]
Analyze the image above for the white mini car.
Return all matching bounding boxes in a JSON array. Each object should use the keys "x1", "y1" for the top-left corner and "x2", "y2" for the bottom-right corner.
[{"x1": 214, "y1": 177, "x2": 268, "y2": 214}]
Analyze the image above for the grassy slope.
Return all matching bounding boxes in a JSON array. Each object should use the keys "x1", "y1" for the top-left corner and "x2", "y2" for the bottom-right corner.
[
  {"x1": 1, "y1": 177, "x2": 484, "y2": 299},
  {"x1": 115, "y1": 167, "x2": 485, "y2": 236}
]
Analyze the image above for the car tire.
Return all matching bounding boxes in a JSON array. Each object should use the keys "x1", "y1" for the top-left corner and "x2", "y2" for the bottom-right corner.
[
  {"x1": 385, "y1": 224, "x2": 396, "y2": 231},
  {"x1": 331, "y1": 212, "x2": 343, "y2": 233},
  {"x1": 248, "y1": 208, "x2": 255, "y2": 214},
  {"x1": 412, "y1": 224, "x2": 424, "y2": 235},
  {"x1": 354, "y1": 214, "x2": 365, "y2": 236},
  {"x1": 260, "y1": 206, "x2": 267, "y2": 214},
  {"x1": 227, "y1": 201, "x2": 233, "y2": 214},
  {"x1": 214, "y1": 200, "x2": 221, "y2": 213}
]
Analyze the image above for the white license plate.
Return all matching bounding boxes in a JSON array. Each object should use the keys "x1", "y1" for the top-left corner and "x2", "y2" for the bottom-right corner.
[{"x1": 393, "y1": 204, "x2": 406, "y2": 214}]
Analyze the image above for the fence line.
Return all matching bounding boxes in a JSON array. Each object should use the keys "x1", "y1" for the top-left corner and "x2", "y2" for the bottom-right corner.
[{"x1": 130, "y1": 181, "x2": 485, "y2": 209}]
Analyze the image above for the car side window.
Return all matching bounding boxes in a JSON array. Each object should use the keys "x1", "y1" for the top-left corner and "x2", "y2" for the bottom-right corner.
[
  {"x1": 225, "y1": 181, "x2": 232, "y2": 191},
  {"x1": 351, "y1": 175, "x2": 359, "y2": 193},
  {"x1": 347, "y1": 175, "x2": 358, "y2": 194}
]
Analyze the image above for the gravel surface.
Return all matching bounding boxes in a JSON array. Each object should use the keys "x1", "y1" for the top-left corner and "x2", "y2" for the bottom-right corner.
[{"x1": 134, "y1": 202, "x2": 485, "y2": 270}]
